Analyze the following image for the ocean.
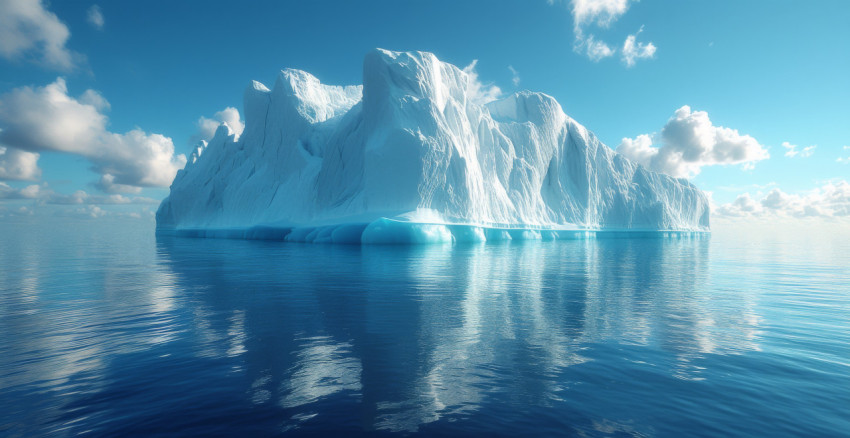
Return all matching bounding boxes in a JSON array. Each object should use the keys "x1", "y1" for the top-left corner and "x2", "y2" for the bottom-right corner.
[{"x1": 1, "y1": 219, "x2": 848, "y2": 437}]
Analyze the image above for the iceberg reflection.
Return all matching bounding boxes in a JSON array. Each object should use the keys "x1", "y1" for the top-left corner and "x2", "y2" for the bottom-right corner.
[
  {"x1": 153, "y1": 234, "x2": 760, "y2": 432},
  {"x1": 279, "y1": 335, "x2": 362, "y2": 409}
]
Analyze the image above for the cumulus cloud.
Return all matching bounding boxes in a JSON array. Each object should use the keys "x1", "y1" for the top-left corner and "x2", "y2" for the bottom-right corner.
[
  {"x1": 196, "y1": 107, "x2": 244, "y2": 143},
  {"x1": 0, "y1": 0, "x2": 81, "y2": 70},
  {"x1": 616, "y1": 105, "x2": 770, "y2": 178},
  {"x1": 715, "y1": 181, "x2": 850, "y2": 219},
  {"x1": 0, "y1": 145, "x2": 41, "y2": 181},
  {"x1": 782, "y1": 142, "x2": 816, "y2": 158},
  {"x1": 508, "y1": 65, "x2": 521, "y2": 87},
  {"x1": 86, "y1": 5, "x2": 104, "y2": 30},
  {"x1": 0, "y1": 78, "x2": 186, "y2": 192},
  {"x1": 0, "y1": 181, "x2": 43, "y2": 199},
  {"x1": 621, "y1": 26, "x2": 656, "y2": 67},
  {"x1": 463, "y1": 60, "x2": 502, "y2": 105}
]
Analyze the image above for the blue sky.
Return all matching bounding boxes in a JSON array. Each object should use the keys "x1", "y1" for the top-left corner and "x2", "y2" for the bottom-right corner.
[{"x1": 0, "y1": 0, "x2": 848, "y2": 223}]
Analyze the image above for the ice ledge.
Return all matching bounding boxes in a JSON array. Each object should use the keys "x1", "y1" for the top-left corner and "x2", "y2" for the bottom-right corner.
[{"x1": 156, "y1": 218, "x2": 709, "y2": 245}]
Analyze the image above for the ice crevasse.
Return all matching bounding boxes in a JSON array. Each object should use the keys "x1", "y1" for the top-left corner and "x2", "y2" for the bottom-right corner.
[{"x1": 156, "y1": 49, "x2": 710, "y2": 244}]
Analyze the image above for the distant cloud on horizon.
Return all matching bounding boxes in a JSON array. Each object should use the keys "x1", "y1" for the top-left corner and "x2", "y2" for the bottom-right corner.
[
  {"x1": 0, "y1": 181, "x2": 159, "y2": 205},
  {"x1": 714, "y1": 180, "x2": 850, "y2": 220}
]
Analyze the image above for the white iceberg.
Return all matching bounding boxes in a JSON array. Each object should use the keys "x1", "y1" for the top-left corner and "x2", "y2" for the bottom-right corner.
[{"x1": 156, "y1": 49, "x2": 709, "y2": 243}]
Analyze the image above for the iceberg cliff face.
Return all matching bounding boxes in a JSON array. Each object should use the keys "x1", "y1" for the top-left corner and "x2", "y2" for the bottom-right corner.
[{"x1": 157, "y1": 49, "x2": 709, "y2": 243}]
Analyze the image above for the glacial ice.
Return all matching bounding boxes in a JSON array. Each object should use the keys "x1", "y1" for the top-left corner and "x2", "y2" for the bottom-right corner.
[{"x1": 156, "y1": 49, "x2": 710, "y2": 244}]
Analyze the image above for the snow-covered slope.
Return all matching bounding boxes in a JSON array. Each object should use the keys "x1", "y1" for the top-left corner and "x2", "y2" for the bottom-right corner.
[{"x1": 156, "y1": 49, "x2": 709, "y2": 243}]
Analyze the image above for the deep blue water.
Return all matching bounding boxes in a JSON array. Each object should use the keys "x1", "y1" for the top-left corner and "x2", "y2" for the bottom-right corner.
[{"x1": 1, "y1": 220, "x2": 848, "y2": 437}]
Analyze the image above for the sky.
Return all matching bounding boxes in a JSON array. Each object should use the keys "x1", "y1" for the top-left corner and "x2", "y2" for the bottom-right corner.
[{"x1": 0, "y1": 0, "x2": 848, "y2": 225}]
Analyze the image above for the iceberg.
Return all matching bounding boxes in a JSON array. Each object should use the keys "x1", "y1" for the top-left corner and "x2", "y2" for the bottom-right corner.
[{"x1": 156, "y1": 49, "x2": 710, "y2": 244}]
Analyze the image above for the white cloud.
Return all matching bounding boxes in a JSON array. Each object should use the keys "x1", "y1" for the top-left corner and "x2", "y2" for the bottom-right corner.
[
  {"x1": 0, "y1": 181, "x2": 44, "y2": 199},
  {"x1": 508, "y1": 65, "x2": 520, "y2": 87},
  {"x1": 715, "y1": 181, "x2": 850, "y2": 219},
  {"x1": 571, "y1": 0, "x2": 631, "y2": 31},
  {"x1": 0, "y1": 78, "x2": 106, "y2": 153},
  {"x1": 782, "y1": 141, "x2": 816, "y2": 158},
  {"x1": 0, "y1": 145, "x2": 41, "y2": 181},
  {"x1": 616, "y1": 105, "x2": 770, "y2": 178},
  {"x1": 582, "y1": 35, "x2": 615, "y2": 61},
  {"x1": 0, "y1": 0, "x2": 80, "y2": 70},
  {"x1": 555, "y1": 0, "x2": 656, "y2": 65},
  {"x1": 837, "y1": 146, "x2": 850, "y2": 164},
  {"x1": 87, "y1": 5, "x2": 104, "y2": 30},
  {"x1": 79, "y1": 89, "x2": 110, "y2": 111},
  {"x1": 0, "y1": 78, "x2": 186, "y2": 192},
  {"x1": 621, "y1": 26, "x2": 656, "y2": 67},
  {"x1": 196, "y1": 107, "x2": 244, "y2": 143},
  {"x1": 463, "y1": 60, "x2": 502, "y2": 105}
]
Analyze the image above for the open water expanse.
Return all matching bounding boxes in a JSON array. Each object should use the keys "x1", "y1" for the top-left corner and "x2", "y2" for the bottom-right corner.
[{"x1": 1, "y1": 219, "x2": 848, "y2": 437}]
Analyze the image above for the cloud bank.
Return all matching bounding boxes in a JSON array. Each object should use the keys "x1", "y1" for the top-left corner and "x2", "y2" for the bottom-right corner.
[
  {"x1": 617, "y1": 106, "x2": 770, "y2": 178},
  {"x1": 715, "y1": 181, "x2": 850, "y2": 219},
  {"x1": 0, "y1": 182, "x2": 158, "y2": 205},
  {"x1": 0, "y1": 78, "x2": 186, "y2": 193}
]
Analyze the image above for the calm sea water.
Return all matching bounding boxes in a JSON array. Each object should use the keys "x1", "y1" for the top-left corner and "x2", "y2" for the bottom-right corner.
[{"x1": 1, "y1": 219, "x2": 848, "y2": 437}]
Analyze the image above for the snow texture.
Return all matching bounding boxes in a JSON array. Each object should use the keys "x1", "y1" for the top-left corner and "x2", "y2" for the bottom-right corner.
[{"x1": 157, "y1": 49, "x2": 709, "y2": 244}]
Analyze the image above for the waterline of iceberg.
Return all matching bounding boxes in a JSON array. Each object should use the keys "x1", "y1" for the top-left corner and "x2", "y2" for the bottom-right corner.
[{"x1": 157, "y1": 219, "x2": 708, "y2": 245}]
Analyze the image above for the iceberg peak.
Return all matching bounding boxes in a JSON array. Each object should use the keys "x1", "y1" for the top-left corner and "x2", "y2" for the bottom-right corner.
[{"x1": 271, "y1": 68, "x2": 362, "y2": 125}]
